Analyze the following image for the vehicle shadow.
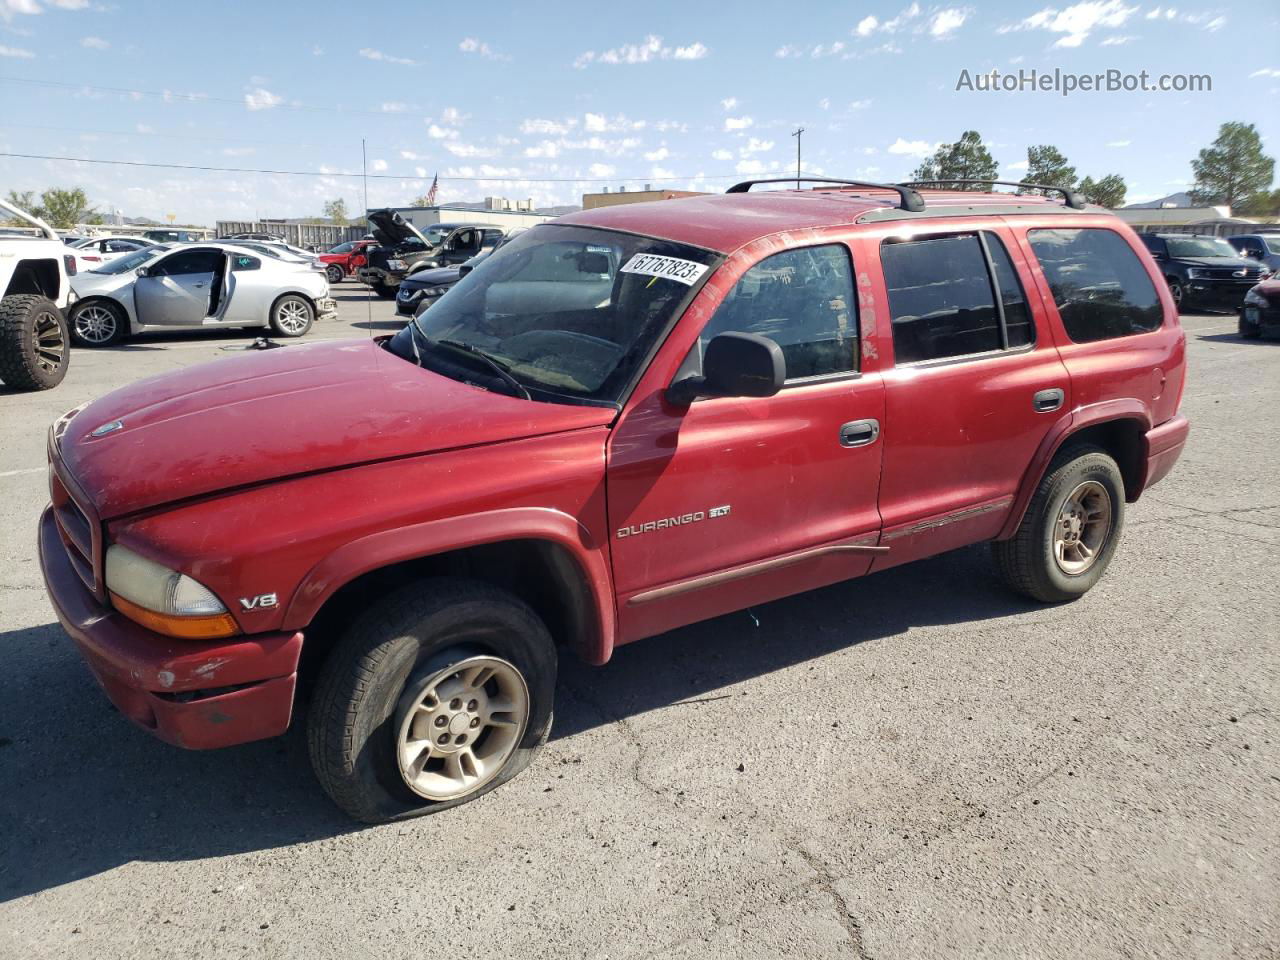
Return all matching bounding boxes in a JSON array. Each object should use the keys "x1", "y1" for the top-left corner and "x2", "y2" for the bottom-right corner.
[
  {"x1": 1196, "y1": 332, "x2": 1279, "y2": 345},
  {"x1": 0, "y1": 544, "x2": 1035, "y2": 902}
]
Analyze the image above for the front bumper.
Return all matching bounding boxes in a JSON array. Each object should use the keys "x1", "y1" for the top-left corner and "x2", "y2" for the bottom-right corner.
[
  {"x1": 316, "y1": 296, "x2": 337, "y2": 321},
  {"x1": 1142, "y1": 414, "x2": 1190, "y2": 493},
  {"x1": 38, "y1": 507, "x2": 303, "y2": 750},
  {"x1": 357, "y1": 266, "x2": 404, "y2": 288},
  {"x1": 1184, "y1": 281, "x2": 1257, "y2": 312},
  {"x1": 1242, "y1": 303, "x2": 1280, "y2": 338}
]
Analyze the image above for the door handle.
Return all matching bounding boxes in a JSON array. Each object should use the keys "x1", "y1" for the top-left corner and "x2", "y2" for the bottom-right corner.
[
  {"x1": 839, "y1": 419, "x2": 880, "y2": 447},
  {"x1": 192, "y1": 282, "x2": 206, "y2": 288},
  {"x1": 1032, "y1": 388, "x2": 1064, "y2": 413}
]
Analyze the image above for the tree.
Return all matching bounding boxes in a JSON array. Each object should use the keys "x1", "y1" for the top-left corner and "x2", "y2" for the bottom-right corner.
[
  {"x1": 1077, "y1": 174, "x2": 1127, "y2": 209},
  {"x1": 39, "y1": 187, "x2": 96, "y2": 230},
  {"x1": 323, "y1": 198, "x2": 349, "y2": 226},
  {"x1": 909, "y1": 131, "x2": 998, "y2": 190},
  {"x1": 1189, "y1": 122, "x2": 1275, "y2": 210},
  {"x1": 411, "y1": 194, "x2": 432, "y2": 207},
  {"x1": 3, "y1": 190, "x2": 43, "y2": 225},
  {"x1": 1237, "y1": 188, "x2": 1280, "y2": 218},
  {"x1": 1023, "y1": 145, "x2": 1077, "y2": 192}
]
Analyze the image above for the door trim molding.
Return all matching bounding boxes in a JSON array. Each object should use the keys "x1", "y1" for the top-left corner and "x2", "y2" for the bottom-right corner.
[
  {"x1": 626, "y1": 535, "x2": 888, "y2": 607},
  {"x1": 881, "y1": 496, "x2": 1013, "y2": 542}
]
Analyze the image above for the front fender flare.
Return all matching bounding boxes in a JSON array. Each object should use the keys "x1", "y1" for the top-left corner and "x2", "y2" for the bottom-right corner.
[{"x1": 281, "y1": 507, "x2": 617, "y2": 664}]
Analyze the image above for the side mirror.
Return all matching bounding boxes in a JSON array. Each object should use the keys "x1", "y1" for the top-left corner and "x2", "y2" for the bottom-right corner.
[
  {"x1": 135, "y1": 266, "x2": 149, "y2": 277},
  {"x1": 666, "y1": 331, "x2": 785, "y2": 406}
]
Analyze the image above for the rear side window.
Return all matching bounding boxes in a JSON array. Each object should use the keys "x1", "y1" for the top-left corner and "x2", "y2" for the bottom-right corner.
[
  {"x1": 150, "y1": 249, "x2": 220, "y2": 276},
  {"x1": 231, "y1": 255, "x2": 260, "y2": 271},
  {"x1": 880, "y1": 232, "x2": 1033, "y2": 364},
  {"x1": 694, "y1": 244, "x2": 859, "y2": 380},
  {"x1": 1028, "y1": 228, "x2": 1163, "y2": 342}
]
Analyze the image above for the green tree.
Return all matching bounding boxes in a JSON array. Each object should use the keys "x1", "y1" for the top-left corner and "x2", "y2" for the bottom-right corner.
[
  {"x1": 1023, "y1": 145, "x2": 1077, "y2": 192},
  {"x1": 1189, "y1": 122, "x2": 1275, "y2": 210},
  {"x1": 323, "y1": 198, "x2": 349, "y2": 226},
  {"x1": 39, "y1": 187, "x2": 96, "y2": 230},
  {"x1": 1077, "y1": 174, "x2": 1127, "y2": 208},
  {"x1": 1236, "y1": 188, "x2": 1280, "y2": 218},
  {"x1": 3, "y1": 190, "x2": 43, "y2": 225},
  {"x1": 909, "y1": 131, "x2": 999, "y2": 190}
]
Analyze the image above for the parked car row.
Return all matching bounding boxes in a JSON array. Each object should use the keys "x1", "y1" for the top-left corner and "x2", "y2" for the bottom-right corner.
[{"x1": 357, "y1": 210, "x2": 506, "y2": 298}]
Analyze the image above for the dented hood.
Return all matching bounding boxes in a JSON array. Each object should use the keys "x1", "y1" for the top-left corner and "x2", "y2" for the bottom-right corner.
[{"x1": 56, "y1": 338, "x2": 612, "y2": 519}]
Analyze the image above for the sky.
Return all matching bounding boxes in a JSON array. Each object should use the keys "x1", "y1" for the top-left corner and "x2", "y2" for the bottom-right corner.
[{"x1": 1, "y1": 0, "x2": 1277, "y2": 226}]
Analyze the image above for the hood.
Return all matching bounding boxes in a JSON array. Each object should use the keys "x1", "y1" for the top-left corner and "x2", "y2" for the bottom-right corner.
[
  {"x1": 402, "y1": 265, "x2": 461, "y2": 287},
  {"x1": 57, "y1": 338, "x2": 614, "y2": 519},
  {"x1": 367, "y1": 209, "x2": 431, "y2": 248},
  {"x1": 1174, "y1": 256, "x2": 1258, "y2": 270}
]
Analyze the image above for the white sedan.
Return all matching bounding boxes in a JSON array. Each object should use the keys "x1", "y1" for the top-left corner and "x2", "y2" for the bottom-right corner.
[
  {"x1": 64, "y1": 235, "x2": 154, "y2": 272},
  {"x1": 67, "y1": 243, "x2": 336, "y2": 347}
]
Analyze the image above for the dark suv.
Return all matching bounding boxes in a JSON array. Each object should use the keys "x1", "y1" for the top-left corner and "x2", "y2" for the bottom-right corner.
[
  {"x1": 357, "y1": 210, "x2": 503, "y2": 298},
  {"x1": 39, "y1": 178, "x2": 1190, "y2": 823},
  {"x1": 1225, "y1": 233, "x2": 1280, "y2": 273},
  {"x1": 1139, "y1": 233, "x2": 1269, "y2": 312}
]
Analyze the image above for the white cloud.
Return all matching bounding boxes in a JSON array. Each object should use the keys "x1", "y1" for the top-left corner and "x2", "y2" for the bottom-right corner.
[
  {"x1": 740, "y1": 137, "x2": 774, "y2": 156},
  {"x1": 380, "y1": 102, "x2": 409, "y2": 113},
  {"x1": 427, "y1": 123, "x2": 459, "y2": 140},
  {"x1": 735, "y1": 158, "x2": 769, "y2": 175},
  {"x1": 776, "y1": 41, "x2": 845, "y2": 59},
  {"x1": 651, "y1": 166, "x2": 676, "y2": 179},
  {"x1": 929, "y1": 8, "x2": 968, "y2": 37},
  {"x1": 855, "y1": 15, "x2": 879, "y2": 36},
  {"x1": 1106, "y1": 139, "x2": 1132, "y2": 147},
  {"x1": 444, "y1": 141, "x2": 497, "y2": 158},
  {"x1": 887, "y1": 137, "x2": 935, "y2": 157},
  {"x1": 711, "y1": 149, "x2": 733, "y2": 161},
  {"x1": 244, "y1": 87, "x2": 283, "y2": 111},
  {"x1": 0, "y1": 43, "x2": 34, "y2": 57},
  {"x1": 724, "y1": 116, "x2": 754, "y2": 132},
  {"x1": 135, "y1": 123, "x2": 153, "y2": 133},
  {"x1": 525, "y1": 140, "x2": 560, "y2": 159},
  {"x1": 721, "y1": 97, "x2": 738, "y2": 111},
  {"x1": 1005, "y1": 159, "x2": 1030, "y2": 171},
  {"x1": 999, "y1": 1, "x2": 1138, "y2": 48},
  {"x1": 399, "y1": 150, "x2": 421, "y2": 160},
  {"x1": 819, "y1": 97, "x2": 830, "y2": 110},
  {"x1": 440, "y1": 106, "x2": 469, "y2": 125},
  {"x1": 521, "y1": 117, "x2": 574, "y2": 135},
  {"x1": 584, "y1": 113, "x2": 646, "y2": 133},
  {"x1": 222, "y1": 147, "x2": 255, "y2": 157},
  {"x1": 574, "y1": 35, "x2": 709, "y2": 68},
  {"x1": 1100, "y1": 34, "x2": 1133, "y2": 44},
  {"x1": 1250, "y1": 68, "x2": 1280, "y2": 78},
  {"x1": 372, "y1": 158, "x2": 388, "y2": 172},
  {"x1": 458, "y1": 37, "x2": 510, "y2": 61},
  {"x1": 644, "y1": 146, "x2": 670, "y2": 161},
  {"x1": 311, "y1": 45, "x2": 324, "y2": 56},
  {"x1": 358, "y1": 47, "x2": 417, "y2": 66},
  {"x1": 588, "y1": 162, "x2": 616, "y2": 177},
  {"x1": 849, "y1": 98, "x2": 872, "y2": 110},
  {"x1": 79, "y1": 35, "x2": 108, "y2": 49}
]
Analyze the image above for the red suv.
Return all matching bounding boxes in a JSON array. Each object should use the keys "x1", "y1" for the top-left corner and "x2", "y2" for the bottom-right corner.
[{"x1": 39, "y1": 178, "x2": 1189, "y2": 822}]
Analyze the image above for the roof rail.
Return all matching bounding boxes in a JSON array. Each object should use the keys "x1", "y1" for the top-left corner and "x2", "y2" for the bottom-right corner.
[
  {"x1": 726, "y1": 177, "x2": 925, "y2": 213},
  {"x1": 899, "y1": 179, "x2": 1087, "y2": 210}
]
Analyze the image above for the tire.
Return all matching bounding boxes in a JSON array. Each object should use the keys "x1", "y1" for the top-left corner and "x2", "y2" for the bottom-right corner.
[
  {"x1": 325, "y1": 264, "x2": 344, "y2": 285},
  {"x1": 269, "y1": 294, "x2": 314, "y2": 337},
  {"x1": 1166, "y1": 279, "x2": 1184, "y2": 311},
  {"x1": 307, "y1": 578, "x2": 556, "y2": 823},
  {"x1": 374, "y1": 283, "x2": 398, "y2": 300},
  {"x1": 1238, "y1": 309, "x2": 1261, "y2": 340},
  {"x1": 992, "y1": 445, "x2": 1125, "y2": 603},
  {"x1": 70, "y1": 299, "x2": 127, "y2": 347},
  {"x1": 0, "y1": 295, "x2": 70, "y2": 391}
]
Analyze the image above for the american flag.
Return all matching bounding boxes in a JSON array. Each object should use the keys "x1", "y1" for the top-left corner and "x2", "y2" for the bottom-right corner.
[{"x1": 425, "y1": 173, "x2": 438, "y2": 206}]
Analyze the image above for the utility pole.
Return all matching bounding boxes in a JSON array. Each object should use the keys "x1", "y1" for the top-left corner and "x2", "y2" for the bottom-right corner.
[{"x1": 792, "y1": 127, "x2": 804, "y2": 189}]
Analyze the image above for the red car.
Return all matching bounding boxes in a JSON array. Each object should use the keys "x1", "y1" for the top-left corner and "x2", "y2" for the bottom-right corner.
[
  {"x1": 316, "y1": 238, "x2": 374, "y2": 285},
  {"x1": 39, "y1": 178, "x2": 1189, "y2": 822}
]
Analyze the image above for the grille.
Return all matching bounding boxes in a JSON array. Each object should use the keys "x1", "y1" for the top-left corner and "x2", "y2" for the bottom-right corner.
[
  {"x1": 49, "y1": 466, "x2": 102, "y2": 598},
  {"x1": 1200, "y1": 267, "x2": 1264, "y2": 280}
]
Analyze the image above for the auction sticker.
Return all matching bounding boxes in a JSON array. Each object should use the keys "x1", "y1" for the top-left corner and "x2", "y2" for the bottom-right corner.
[{"x1": 620, "y1": 253, "x2": 709, "y2": 286}]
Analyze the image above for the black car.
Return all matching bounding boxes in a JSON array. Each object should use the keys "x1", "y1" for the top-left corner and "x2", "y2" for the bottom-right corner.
[
  {"x1": 1139, "y1": 234, "x2": 1270, "y2": 312},
  {"x1": 357, "y1": 210, "x2": 504, "y2": 299},
  {"x1": 396, "y1": 231, "x2": 527, "y2": 317}
]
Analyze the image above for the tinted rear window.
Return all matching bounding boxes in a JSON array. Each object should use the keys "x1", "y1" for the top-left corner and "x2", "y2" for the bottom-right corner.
[{"x1": 1028, "y1": 228, "x2": 1163, "y2": 343}]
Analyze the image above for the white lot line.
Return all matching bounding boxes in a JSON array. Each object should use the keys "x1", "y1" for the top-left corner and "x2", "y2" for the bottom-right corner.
[{"x1": 0, "y1": 467, "x2": 44, "y2": 479}]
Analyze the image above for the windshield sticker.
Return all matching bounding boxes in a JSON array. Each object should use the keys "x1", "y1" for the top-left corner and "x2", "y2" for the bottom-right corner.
[{"x1": 620, "y1": 253, "x2": 709, "y2": 286}]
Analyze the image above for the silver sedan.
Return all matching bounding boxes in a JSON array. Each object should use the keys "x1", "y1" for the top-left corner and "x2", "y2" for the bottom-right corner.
[{"x1": 67, "y1": 243, "x2": 336, "y2": 347}]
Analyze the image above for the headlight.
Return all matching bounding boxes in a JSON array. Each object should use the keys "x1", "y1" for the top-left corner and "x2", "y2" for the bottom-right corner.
[
  {"x1": 1186, "y1": 268, "x2": 1207, "y2": 279},
  {"x1": 423, "y1": 285, "x2": 445, "y2": 297},
  {"x1": 1244, "y1": 288, "x2": 1268, "y2": 307},
  {"x1": 105, "y1": 544, "x2": 239, "y2": 639}
]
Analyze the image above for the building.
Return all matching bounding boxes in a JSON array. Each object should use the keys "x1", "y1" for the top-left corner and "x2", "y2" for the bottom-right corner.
[
  {"x1": 582, "y1": 186, "x2": 707, "y2": 210},
  {"x1": 382, "y1": 198, "x2": 561, "y2": 233}
]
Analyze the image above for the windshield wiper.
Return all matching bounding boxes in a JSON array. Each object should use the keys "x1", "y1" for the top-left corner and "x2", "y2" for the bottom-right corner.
[{"x1": 412, "y1": 328, "x2": 531, "y2": 400}]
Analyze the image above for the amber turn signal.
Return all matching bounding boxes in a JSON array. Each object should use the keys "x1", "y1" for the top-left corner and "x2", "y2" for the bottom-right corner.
[{"x1": 109, "y1": 592, "x2": 241, "y2": 640}]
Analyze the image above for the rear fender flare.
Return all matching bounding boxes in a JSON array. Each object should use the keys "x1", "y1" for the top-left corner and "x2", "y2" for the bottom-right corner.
[
  {"x1": 997, "y1": 399, "x2": 1153, "y2": 541},
  {"x1": 282, "y1": 507, "x2": 617, "y2": 664}
]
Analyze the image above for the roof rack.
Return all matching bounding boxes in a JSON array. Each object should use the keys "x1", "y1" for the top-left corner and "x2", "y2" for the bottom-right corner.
[
  {"x1": 726, "y1": 177, "x2": 925, "y2": 213},
  {"x1": 899, "y1": 180, "x2": 1087, "y2": 210}
]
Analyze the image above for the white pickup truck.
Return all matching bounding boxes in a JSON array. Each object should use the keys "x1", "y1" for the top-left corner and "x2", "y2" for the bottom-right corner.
[{"x1": 0, "y1": 197, "x2": 73, "y2": 391}]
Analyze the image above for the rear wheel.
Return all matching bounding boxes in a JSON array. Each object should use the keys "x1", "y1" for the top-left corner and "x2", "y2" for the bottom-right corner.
[
  {"x1": 325, "y1": 264, "x2": 344, "y2": 285},
  {"x1": 70, "y1": 299, "x2": 127, "y2": 347},
  {"x1": 0, "y1": 295, "x2": 69, "y2": 390},
  {"x1": 992, "y1": 446, "x2": 1125, "y2": 603},
  {"x1": 307, "y1": 578, "x2": 556, "y2": 823},
  {"x1": 269, "y1": 295, "x2": 314, "y2": 337}
]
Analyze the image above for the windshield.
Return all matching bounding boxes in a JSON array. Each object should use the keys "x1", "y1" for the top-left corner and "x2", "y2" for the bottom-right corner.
[
  {"x1": 1167, "y1": 236, "x2": 1239, "y2": 259},
  {"x1": 329, "y1": 241, "x2": 355, "y2": 254},
  {"x1": 386, "y1": 223, "x2": 720, "y2": 405},
  {"x1": 422, "y1": 225, "x2": 453, "y2": 247},
  {"x1": 89, "y1": 245, "x2": 166, "y2": 274}
]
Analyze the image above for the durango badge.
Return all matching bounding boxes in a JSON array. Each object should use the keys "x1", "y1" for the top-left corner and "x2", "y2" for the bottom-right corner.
[{"x1": 616, "y1": 505, "x2": 731, "y2": 539}]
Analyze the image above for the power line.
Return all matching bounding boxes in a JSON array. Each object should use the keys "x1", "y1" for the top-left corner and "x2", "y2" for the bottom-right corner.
[{"x1": 0, "y1": 151, "x2": 789, "y2": 185}]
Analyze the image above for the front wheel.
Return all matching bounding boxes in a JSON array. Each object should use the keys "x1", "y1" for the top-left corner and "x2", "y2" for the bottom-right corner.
[
  {"x1": 269, "y1": 295, "x2": 314, "y2": 337},
  {"x1": 307, "y1": 578, "x2": 556, "y2": 823},
  {"x1": 992, "y1": 446, "x2": 1125, "y2": 603},
  {"x1": 374, "y1": 283, "x2": 398, "y2": 300},
  {"x1": 1166, "y1": 279, "x2": 1184, "y2": 311},
  {"x1": 70, "y1": 299, "x2": 127, "y2": 347},
  {"x1": 325, "y1": 264, "x2": 344, "y2": 285}
]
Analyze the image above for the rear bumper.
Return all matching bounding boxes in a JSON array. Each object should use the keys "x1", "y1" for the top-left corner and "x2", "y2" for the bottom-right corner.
[
  {"x1": 1142, "y1": 414, "x2": 1190, "y2": 493},
  {"x1": 38, "y1": 507, "x2": 303, "y2": 750}
]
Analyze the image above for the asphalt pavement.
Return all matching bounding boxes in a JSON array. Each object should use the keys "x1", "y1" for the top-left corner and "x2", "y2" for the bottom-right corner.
[{"x1": 0, "y1": 287, "x2": 1276, "y2": 959}]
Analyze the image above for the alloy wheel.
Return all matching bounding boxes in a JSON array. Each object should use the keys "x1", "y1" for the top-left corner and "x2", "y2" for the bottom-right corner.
[
  {"x1": 33, "y1": 308, "x2": 66, "y2": 374},
  {"x1": 393, "y1": 655, "x2": 530, "y2": 802},
  {"x1": 1053, "y1": 480, "x2": 1113, "y2": 575},
  {"x1": 74, "y1": 303, "x2": 118, "y2": 344},
  {"x1": 275, "y1": 298, "x2": 311, "y2": 334}
]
